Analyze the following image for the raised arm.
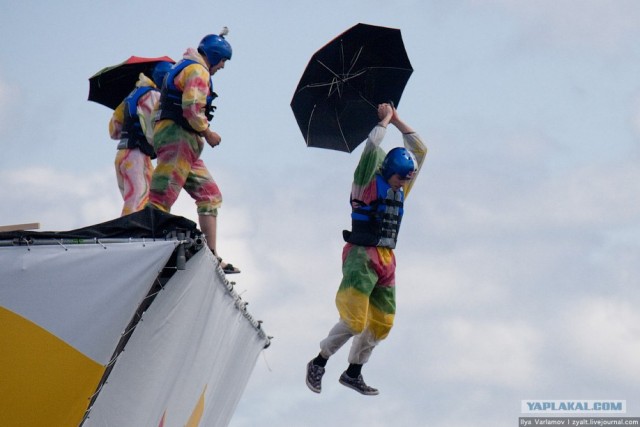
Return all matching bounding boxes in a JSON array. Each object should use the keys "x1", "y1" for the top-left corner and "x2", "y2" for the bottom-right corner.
[
  {"x1": 377, "y1": 103, "x2": 394, "y2": 128},
  {"x1": 390, "y1": 108, "x2": 427, "y2": 197},
  {"x1": 390, "y1": 106, "x2": 414, "y2": 134}
]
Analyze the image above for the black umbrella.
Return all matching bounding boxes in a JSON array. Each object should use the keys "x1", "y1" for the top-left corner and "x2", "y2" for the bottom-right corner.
[
  {"x1": 88, "y1": 55, "x2": 175, "y2": 110},
  {"x1": 290, "y1": 23, "x2": 413, "y2": 153}
]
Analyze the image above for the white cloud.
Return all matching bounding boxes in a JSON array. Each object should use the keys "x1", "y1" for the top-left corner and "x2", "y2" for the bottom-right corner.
[
  {"x1": 425, "y1": 316, "x2": 543, "y2": 388},
  {"x1": 475, "y1": 0, "x2": 640, "y2": 53},
  {"x1": 631, "y1": 93, "x2": 640, "y2": 139},
  {"x1": 529, "y1": 163, "x2": 640, "y2": 227},
  {"x1": 560, "y1": 296, "x2": 640, "y2": 383},
  {"x1": 0, "y1": 166, "x2": 121, "y2": 230},
  {"x1": 0, "y1": 77, "x2": 15, "y2": 138}
]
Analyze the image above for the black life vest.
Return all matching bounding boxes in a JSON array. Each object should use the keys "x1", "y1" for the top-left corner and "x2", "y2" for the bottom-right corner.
[
  {"x1": 118, "y1": 86, "x2": 157, "y2": 158},
  {"x1": 155, "y1": 59, "x2": 217, "y2": 132},
  {"x1": 342, "y1": 174, "x2": 405, "y2": 249}
]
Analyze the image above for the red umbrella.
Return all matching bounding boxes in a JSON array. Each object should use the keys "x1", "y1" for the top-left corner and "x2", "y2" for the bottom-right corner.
[{"x1": 88, "y1": 56, "x2": 175, "y2": 110}]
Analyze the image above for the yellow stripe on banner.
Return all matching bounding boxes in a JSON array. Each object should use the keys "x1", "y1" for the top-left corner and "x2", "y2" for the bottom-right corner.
[
  {"x1": 0, "y1": 307, "x2": 106, "y2": 427},
  {"x1": 185, "y1": 386, "x2": 207, "y2": 427}
]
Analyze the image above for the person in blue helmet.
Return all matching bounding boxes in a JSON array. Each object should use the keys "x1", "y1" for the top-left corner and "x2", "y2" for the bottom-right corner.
[
  {"x1": 306, "y1": 103, "x2": 427, "y2": 395},
  {"x1": 149, "y1": 28, "x2": 240, "y2": 274},
  {"x1": 109, "y1": 61, "x2": 173, "y2": 216}
]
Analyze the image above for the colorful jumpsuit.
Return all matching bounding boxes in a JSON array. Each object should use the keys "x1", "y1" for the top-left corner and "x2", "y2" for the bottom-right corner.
[
  {"x1": 109, "y1": 73, "x2": 160, "y2": 217},
  {"x1": 148, "y1": 48, "x2": 221, "y2": 216},
  {"x1": 319, "y1": 124, "x2": 427, "y2": 365}
]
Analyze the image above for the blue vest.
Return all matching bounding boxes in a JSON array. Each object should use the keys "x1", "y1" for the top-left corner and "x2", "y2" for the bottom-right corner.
[
  {"x1": 343, "y1": 174, "x2": 405, "y2": 249},
  {"x1": 156, "y1": 59, "x2": 217, "y2": 132},
  {"x1": 118, "y1": 86, "x2": 157, "y2": 158}
]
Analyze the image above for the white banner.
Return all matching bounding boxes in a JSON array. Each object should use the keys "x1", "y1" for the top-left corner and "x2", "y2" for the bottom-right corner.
[
  {"x1": 84, "y1": 248, "x2": 268, "y2": 427},
  {"x1": 0, "y1": 240, "x2": 178, "y2": 426},
  {"x1": 0, "y1": 240, "x2": 177, "y2": 364}
]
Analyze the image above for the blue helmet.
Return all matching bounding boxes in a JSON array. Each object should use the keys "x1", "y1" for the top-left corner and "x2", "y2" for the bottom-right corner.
[
  {"x1": 198, "y1": 33, "x2": 232, "y2": 67},
  {"x1": 380, "y1": 147, "x2": 417, "y2": 180},
  {"x1": 151, "y1": 61, "x2": 173, "y2": 88}
]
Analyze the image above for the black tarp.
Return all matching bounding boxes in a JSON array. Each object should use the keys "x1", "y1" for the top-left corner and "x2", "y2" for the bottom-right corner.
[{"x1": 0, "y1": 206, "x2": 198, "y2": 242}]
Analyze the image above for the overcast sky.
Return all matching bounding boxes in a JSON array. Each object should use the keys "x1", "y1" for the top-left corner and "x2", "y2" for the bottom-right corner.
[{"x1": 1, "y1": 1, "x2": 640, "y2": 426}]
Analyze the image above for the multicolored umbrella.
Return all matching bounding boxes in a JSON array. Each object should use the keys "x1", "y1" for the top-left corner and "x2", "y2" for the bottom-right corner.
[{"x1": 88, "y1": 56, "x2": 174, "y2": 110}]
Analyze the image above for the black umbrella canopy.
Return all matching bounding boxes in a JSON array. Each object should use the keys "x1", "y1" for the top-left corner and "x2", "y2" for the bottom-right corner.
[
  {"x1": 291, "y1": 23, "x2": 413, "y2": 153},
  {"x1": 88, "y1": 56, "x2": 174, "y2": 110}
]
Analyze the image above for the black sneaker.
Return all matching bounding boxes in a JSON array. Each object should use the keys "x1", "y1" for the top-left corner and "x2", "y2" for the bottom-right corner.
[
  {"x1": 338, "y1": 371, "x2": 379, "y2": 395},
  {"x1": 306, "y1": 360, "x2": 325, "y2": 393}
]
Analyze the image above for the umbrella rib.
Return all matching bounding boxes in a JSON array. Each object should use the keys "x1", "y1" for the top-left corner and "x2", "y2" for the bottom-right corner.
[
  {"x1": 302, "y1": 70, "x2": 364, "y2": 89},
  {"x1": 356, "y1": 92, "x2": 376, "y2": 109},
  {"x1": 346, "y1": 46, "x2": 363, "y2": 76},
  {"x1": 315, "y1": 59, "x2": 367, "y2": 82},
  {"x1": 340, "y1": 40, "x2": 346, "y2": 76},
  {"x1": 361, "y1": 65, "x2": 413, "y2": 72},
  {"x1": 297, "y1": 65, "x2": 409, "y2": 93},
  {"x1": 306, "y1": 104, "x2": 317, "y2": 147},
  {"x1": 315, "y1": 60, "x2": 377, "y2": 109},
  {"x1": 302, "y1": 60, "x2": 411, "y2": 96},
  {"x1": 334, "y1": 109, "x2": 350, "y2": 152},
  {"x1": 312, "y1": 60, "x2": 368, "y2": 98}
]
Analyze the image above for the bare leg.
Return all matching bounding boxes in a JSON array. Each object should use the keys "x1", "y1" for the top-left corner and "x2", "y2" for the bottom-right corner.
[
  {"x1": 198, "y1": 214, "x2": 218, "y2": 254},
  {"x1": 198, "y1": 214, "x2": 240, "y2": 273}
]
